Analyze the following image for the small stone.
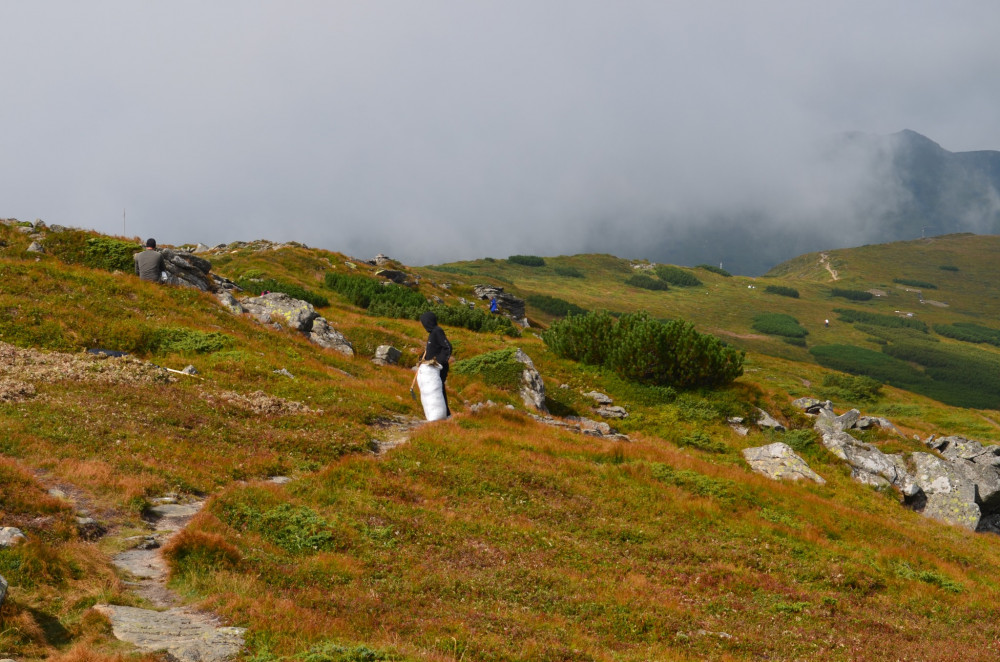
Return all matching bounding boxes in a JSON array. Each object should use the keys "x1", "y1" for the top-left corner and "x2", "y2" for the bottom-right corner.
[
  {"x1": 583, "y1": 391, "x2": 613, "y2": 405},
  {"x1": 269, "y1": 476, "x2": 292, "y2": 484},
  {"x1": 0, "y1": 527, "x2": 27, "y2": 548},
  {"x1": 181, "y1": 365, "x2": 198, "y2": 375},
  {"x1": 273, "y1": 368, "x2": 295, "y2": 379}
]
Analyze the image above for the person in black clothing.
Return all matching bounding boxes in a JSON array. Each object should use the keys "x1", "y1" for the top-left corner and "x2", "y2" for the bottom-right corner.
[{"x1": 420, "y1": 311, "x2": 452, "y2": 417}]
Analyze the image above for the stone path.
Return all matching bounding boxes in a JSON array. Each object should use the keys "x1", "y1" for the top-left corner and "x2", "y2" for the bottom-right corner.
[
  {"x1": 819, "y1": 252, "x2": 839, "y2": 281},
  {"x1": 95, "y1": 499, "x2": 246, "y2": 662}
]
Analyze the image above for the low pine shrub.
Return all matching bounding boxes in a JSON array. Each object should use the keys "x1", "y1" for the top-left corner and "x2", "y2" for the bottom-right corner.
[
  {"x1": 696, "y1": 264, "x2": 732, "y2": 277},
  {"x1": 151, "y1": 327, "x2": 234, "y2": 354},
  {"x1": 543, "y1": 310, "x2": 744, "y2": 389},
  {"x1": 85, "y1": 237, "x2": 144, "y2": 272},
  {"x1": 933, "y1": 322, "x2": 1000, "y2": 347},
  {"x1": 834, "y1": 308, "x2": 928, "y2": 332},
  {"x1": 239, "y1": 277, "x2": 329, "y2": 308},
  {"x1": 677, "y1": 430, "x2": 728, "y2": 453},
  {"x1": 553, "y1": 265, "x2": 585, "y2": 278},
  {"x1": 752, "y1": 313, "x2": 808, "y2": 338},
  {"x1": 764, "y1": 285, "x2": 799, "y2": 298},
  {"x1": 325, "y1": 272, "x2": 425, "y2": 310},
  {"x1": 939, "y1": 265, "x2": 960, "y2": 272},
  {"x1": 525, "y1": 294, "x2": 586, "y2": 317},
  {"x1": 821, "y1": 373, "x2": 883, "y2": 403},
  {"x1": 507, "y1": 255, "x2": 546, "y2": 267},
  {"x1": 831, "y1": 288, "x2": 873, "y2": 301},
  {"x1": 893, "y1": 278, "x2": 937, "y2": 289},
  {"x1": 654, "y1": 264, "x2": 702, "y2": 286},
  {"x1": 624, "y1": 274, "x2": 669, "y2": 291},
  {"x1": 453, "y1": 348, "x2": 524, "y2": 389}
]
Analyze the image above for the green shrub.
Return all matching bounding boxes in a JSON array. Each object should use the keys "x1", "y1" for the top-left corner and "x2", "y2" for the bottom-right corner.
[
  {"x1": 752, "y1": 313, "x2": 808, "y2": 338},
  {"x1": 222, "y1": 500, "x2": 342, "y2": 555},
  {"x1": 696, "y1": 264, "x2": 732, "y2": 277},
  {"x1": 893, "y1": 278, "x2": 937, "y2": 289},
  {"x1": 84, "y1": 237, "x2": 144, "y2": 272},
  {"x1": 677, "y1": 430, "x2": 728, "y2": 453},
  {"x1": 783, "y1": 429, "x2": 818, "y2": 454},
  {"x1": 325, "y1": 272, "x2": 425, "y2": 310},
  {"x1": 525, "y1": 294, "x2": 586, "y2": 317},
  {"x1": 453, "y1": 348, "x2": 524, "y2": 389},
  {"x1": 649, "y1": 463, "x2": 747, "y2": 504},
  {"x1": 507, "y1": 255, "x2": 545, "y2": 267},
  {"x1": 939, "y1": 265, "x2": 960, "y2": 272},
  {"x1": 624, "y1": 274, "x2": 669, "y2": 291},
  {"x1": 654, "y1": 264, "x2": 702, "y2": 287},
  {"x1": 553, "y1": 265, "x2": 585, "y2": 278},
  {"x1": 834, "y1": 308, "x2": 928, "y2": 332},
  {"x1": 543, "y1": 310, "x2": 744, "y2": 389},
  {"x1": 238, "y1": 277, "x2": 329, "y2": 308},
  {"x1": 933, "y1": 322, "x2": 1000, "y2": 347},
  {"x1": 783, "y1": 337, "x2": 807, "y2": 347},
  {"x1": 821, "y1": 373, "x2": 883, "y2": 403},
  {"x1": 830, "y1": 288, "x2": 873, "y2": 301},
  {"x1": 764, "y1": 285, "x2": 799, "y2": 298},
  {"x1": 151, "y1": 327, "x2": 234, "y2": 354}
]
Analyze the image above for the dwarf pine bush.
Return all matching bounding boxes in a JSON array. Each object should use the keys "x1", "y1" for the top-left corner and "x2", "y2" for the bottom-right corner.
[
  {"x1": 525, "y1": 293, "x2": 586, "y2": 317},
  {"x1": 453, "y1": 348, "x2": 524, "y2": 389},
  {"x1": 654, "y1": 264, "x2": 702, "y2": 287},
  {"x1": 831, "y1": 288, "x2": 873, "y2": 301},
  {"x1": 543, "y1": 310, "x2": 743, "y2": 389},
  {"x1": 764, "y1": 285, "x2": 799, "y2": 298},
  {"x1": 752, "y1": 313, "x2": 808, "y2": 338},
  {"x1": 507, "y1": 255, "x2": 546, "y2": 267},
  {"x1": 624, "y1": 274, "x2": 669, "y2": 291}
]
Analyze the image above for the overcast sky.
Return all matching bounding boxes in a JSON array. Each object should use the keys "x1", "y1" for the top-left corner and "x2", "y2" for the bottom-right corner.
[{"x1": 3, "y1": 1, "x2": 999, "y2": 265}]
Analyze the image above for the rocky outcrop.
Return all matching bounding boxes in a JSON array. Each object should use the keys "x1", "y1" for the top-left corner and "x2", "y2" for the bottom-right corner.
[
  {"x1": 240, "y1": 292, "x2": 354, "y2": 355},
  {"x1": 530, "y1": 413, "x2": 630, "y2": 442},
  {"x1": 375, "y1": 268, "x2": 412, "y2": 285},
  {"x1": 472, "y1": 285, "x2": 527, "y2": 325},
  {"x1": 742, "y1": 442, "x2": 826, "y2": 484},
  {"x1": 755, "y1": 408, "x2": 786, "y2": 431},
  {"x1": 514, "y1": 348, "x2": 547, "y2": 413},
  {"x1": 159, "y1": 248, "x2": 216, "y2": 292}
]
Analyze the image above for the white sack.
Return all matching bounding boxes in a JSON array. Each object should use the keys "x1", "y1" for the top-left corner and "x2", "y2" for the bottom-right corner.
[{"x1": 417, "y1": 363, "x2": 448, "y2": 421}]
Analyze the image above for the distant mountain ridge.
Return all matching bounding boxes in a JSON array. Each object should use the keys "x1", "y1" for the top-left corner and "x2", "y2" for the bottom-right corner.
[{"x1": 643, "y1": 130, "x2": 1000, "y2": 276}]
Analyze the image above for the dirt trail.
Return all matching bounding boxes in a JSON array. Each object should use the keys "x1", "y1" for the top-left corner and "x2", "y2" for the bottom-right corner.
[{"x1": 819, "y1": 252, "x2": 840, "y2": 281}]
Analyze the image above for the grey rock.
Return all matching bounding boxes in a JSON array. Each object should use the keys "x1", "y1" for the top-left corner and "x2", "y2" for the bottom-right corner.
[
  {"x1": 193, "y1": 243, "x2": 211, "y2": 253},
  {"x1": 372, "y1": 345, "x2": 402, "y2": 366},
  {"x1": 76, "y1": 517, "x2": 106, "y2": 540},
  {"x1": 269, "y1": 476, "x2": 293, "y2": 484},
  {"x1": 241, "y1": 292, "x2": 319, "y2": 331},
  {"x1": 583, "y1": 391, "x2": 614, "y2": 405},
  {"x1": 936, "y1": 436, "x2": 1000, "y2": 467},
  {"x1": 815, "y1": 418, "x2": 906, "y2": 489},
  {"x1": 17, "y1": 225, "x2": 33, "y2": 233},
  {"x1": 159, "y1": 248, "x2": 216, "y2": 291},
  {"x1": 755, "y1": 408, "x2": 786, "y2": 431},
  {"x1": 374, "y1": 253, "x2": 393, "y2": 266},
  {"x1": 791, "y1": 397, "x2": 834, "y2": 415},
  {"x1": 595, "y1": 405, "x2": 628, "y2": 419},
  {"x1": 908, "y1": 452, "x2": 981, "y2": 530},
  {"x1": 375, "y1": 268, "x2": 410, "y2": 285},
  {"x1": 215, "y1": 290, "x2": 245, "y2": 315},
  {"x1": 309, "y1": 317, "x2": 355, "y2": 356},
  {"x1": 472, "y1": 284, "x2": 527, "y2": 323},
  {"x1": 514, "y1": 348, "x2": 547, "y2": 413},
  {"x1": 534, "y1": 414, "x2": 630, "y2": 441},
  {"x1": 855, "y1": 416, "x2": 900, "y2": 434},
  {"x1": 742, "y1": 442, "x2": 825, "y2": 484},
  {"x1": 26, "y1": 240, "x2": 45, "y2": 253},
  {"x1": 0, "y1": 574, "x2": 6, "y2": 607},
  {"x1": 833, "y1": 408, "x2": 861, "y2": 431},
  {"x1": 93, "y1": 604, "x2": 246, "y2": 662},
  {"x1": 181, "y1": 365, "x2": 198, "y2": 375},
  {"x1": 48, "y1": 488, "x2": 68, "y2": 499},
  {"x1": 49, "y1": 224, "x2": 67, "y2": 232},
  {"x1": 273, "y1": 368, "x2": 295, "y2": 379},
  {"x1": 0, "y1": 527, "x2": 27, "y2": 548}
]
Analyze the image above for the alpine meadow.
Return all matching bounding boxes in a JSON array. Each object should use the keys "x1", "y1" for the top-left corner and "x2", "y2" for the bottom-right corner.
[{"x1": 8, "y1": 222, "x2": 1000, "y2": 662}]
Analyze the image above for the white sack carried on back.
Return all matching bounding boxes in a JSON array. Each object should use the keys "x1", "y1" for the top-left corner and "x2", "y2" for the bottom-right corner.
[{"x1": 417, "y1": 362, "x2": 448, "y2": 421}]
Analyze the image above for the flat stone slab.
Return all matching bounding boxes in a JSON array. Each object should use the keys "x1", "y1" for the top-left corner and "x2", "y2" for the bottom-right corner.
[
  {"x1": 93, "y1": 604, "x2": 245, "y2": 662},
  {"x1": 743, "y1": 442, "x2": 825, "y2": 484}
]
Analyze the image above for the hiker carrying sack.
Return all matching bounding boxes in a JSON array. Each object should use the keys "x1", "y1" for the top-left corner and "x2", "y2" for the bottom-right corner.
[{"x1": 416, "y1": 362, "x2": 448, "y2": 421}]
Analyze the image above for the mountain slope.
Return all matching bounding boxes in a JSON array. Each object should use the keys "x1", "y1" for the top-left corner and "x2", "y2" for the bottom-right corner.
[{"x1": 4, "y1": 223, "x2": 1000, "y2": 660}]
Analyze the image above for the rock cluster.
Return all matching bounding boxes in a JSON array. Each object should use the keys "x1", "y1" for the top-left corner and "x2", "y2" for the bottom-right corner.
[
  {"x1": 513, "y1": 349, "x2": 547, "y2": 413},
  {"x1": 472, "y1": 284, "x2": 527, "y2": 325},
  {"x1": 240, "y1": 292, "x2": 354, "y2": 356}
]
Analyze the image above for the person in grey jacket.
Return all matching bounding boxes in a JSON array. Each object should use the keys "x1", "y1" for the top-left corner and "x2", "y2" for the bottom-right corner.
[{"x1": 134, "y1": 238, "x2": 165, "y2": 283}]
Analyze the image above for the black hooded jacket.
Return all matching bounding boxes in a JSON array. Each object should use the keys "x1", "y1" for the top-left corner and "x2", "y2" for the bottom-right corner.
[{"x1": 420, "y1": 311, "x2": 452, "y2": 375}]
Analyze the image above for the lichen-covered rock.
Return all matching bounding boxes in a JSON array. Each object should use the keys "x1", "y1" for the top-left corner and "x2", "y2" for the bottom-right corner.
[
  {"x1": 372, "y1": 345, "x2": 402, "y2": 366},
  {"x1": 309, "y1": 317, "x2": 355, "y2": 356},
  {"x1": 215, "y1": 290, "x2": 245, "y2": 314},
  {"x1": 514, "y1": 349, "x2": 547, "y2": 413},
  {"x1": 755, "y1": 408, "x2": 786, "y2": 431},
  {"x1": 595, "y1": 405, "x2": 628, "y2": 419},
  {"x1": 241, "y1": 292, "x2": 319, "y2": 331},
  {"x1": 791, "y1": 397, "x2": 833, "y2": 415},
  {"x1": 908, "y1": 452, "x2": 981, "y2": 530},
  {"x1": 742, "y1": 442, "x2": 825, "y2": 484}
]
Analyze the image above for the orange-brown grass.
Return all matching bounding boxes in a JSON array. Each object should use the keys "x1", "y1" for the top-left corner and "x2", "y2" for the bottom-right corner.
[{"x1": 156, "y1": 408, "x2": 1000, "y2": 660}]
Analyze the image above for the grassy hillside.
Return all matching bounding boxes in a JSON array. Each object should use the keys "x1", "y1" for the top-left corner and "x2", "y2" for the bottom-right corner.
[{"x1": 4, "y1": 225, "x2": 1000, "y2": 660}]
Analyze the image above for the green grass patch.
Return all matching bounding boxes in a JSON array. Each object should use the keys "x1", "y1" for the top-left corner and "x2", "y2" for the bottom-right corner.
[{"x1": 151, "y1": 327, "x2": 234, "y2": 354}]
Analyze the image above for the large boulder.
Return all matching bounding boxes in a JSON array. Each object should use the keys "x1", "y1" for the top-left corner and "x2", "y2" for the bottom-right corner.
[
  {"x1": 241, "y1": 292, "x2": 319, "y2": 331},
  {"x1": 908, "y1": 453, "x2": 981, "y2": 530},
  {"x1": 159, "y1": 248, "x2": 216, "y2": 291},
  {"x1": 514, "y1": 349, "x2": 547, "y2": 413},
  {"x1": 308, "y1": 318, "x2": 355, "y2": 356},
  {"x1": 742, "y1": 442, "x2": 825, "y2": 484}
]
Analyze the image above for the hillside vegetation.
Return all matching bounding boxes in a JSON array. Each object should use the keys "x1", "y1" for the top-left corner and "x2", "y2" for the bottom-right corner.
[{"x1": 4, "y1": 224, "x2": 1000, "y2": 660}]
